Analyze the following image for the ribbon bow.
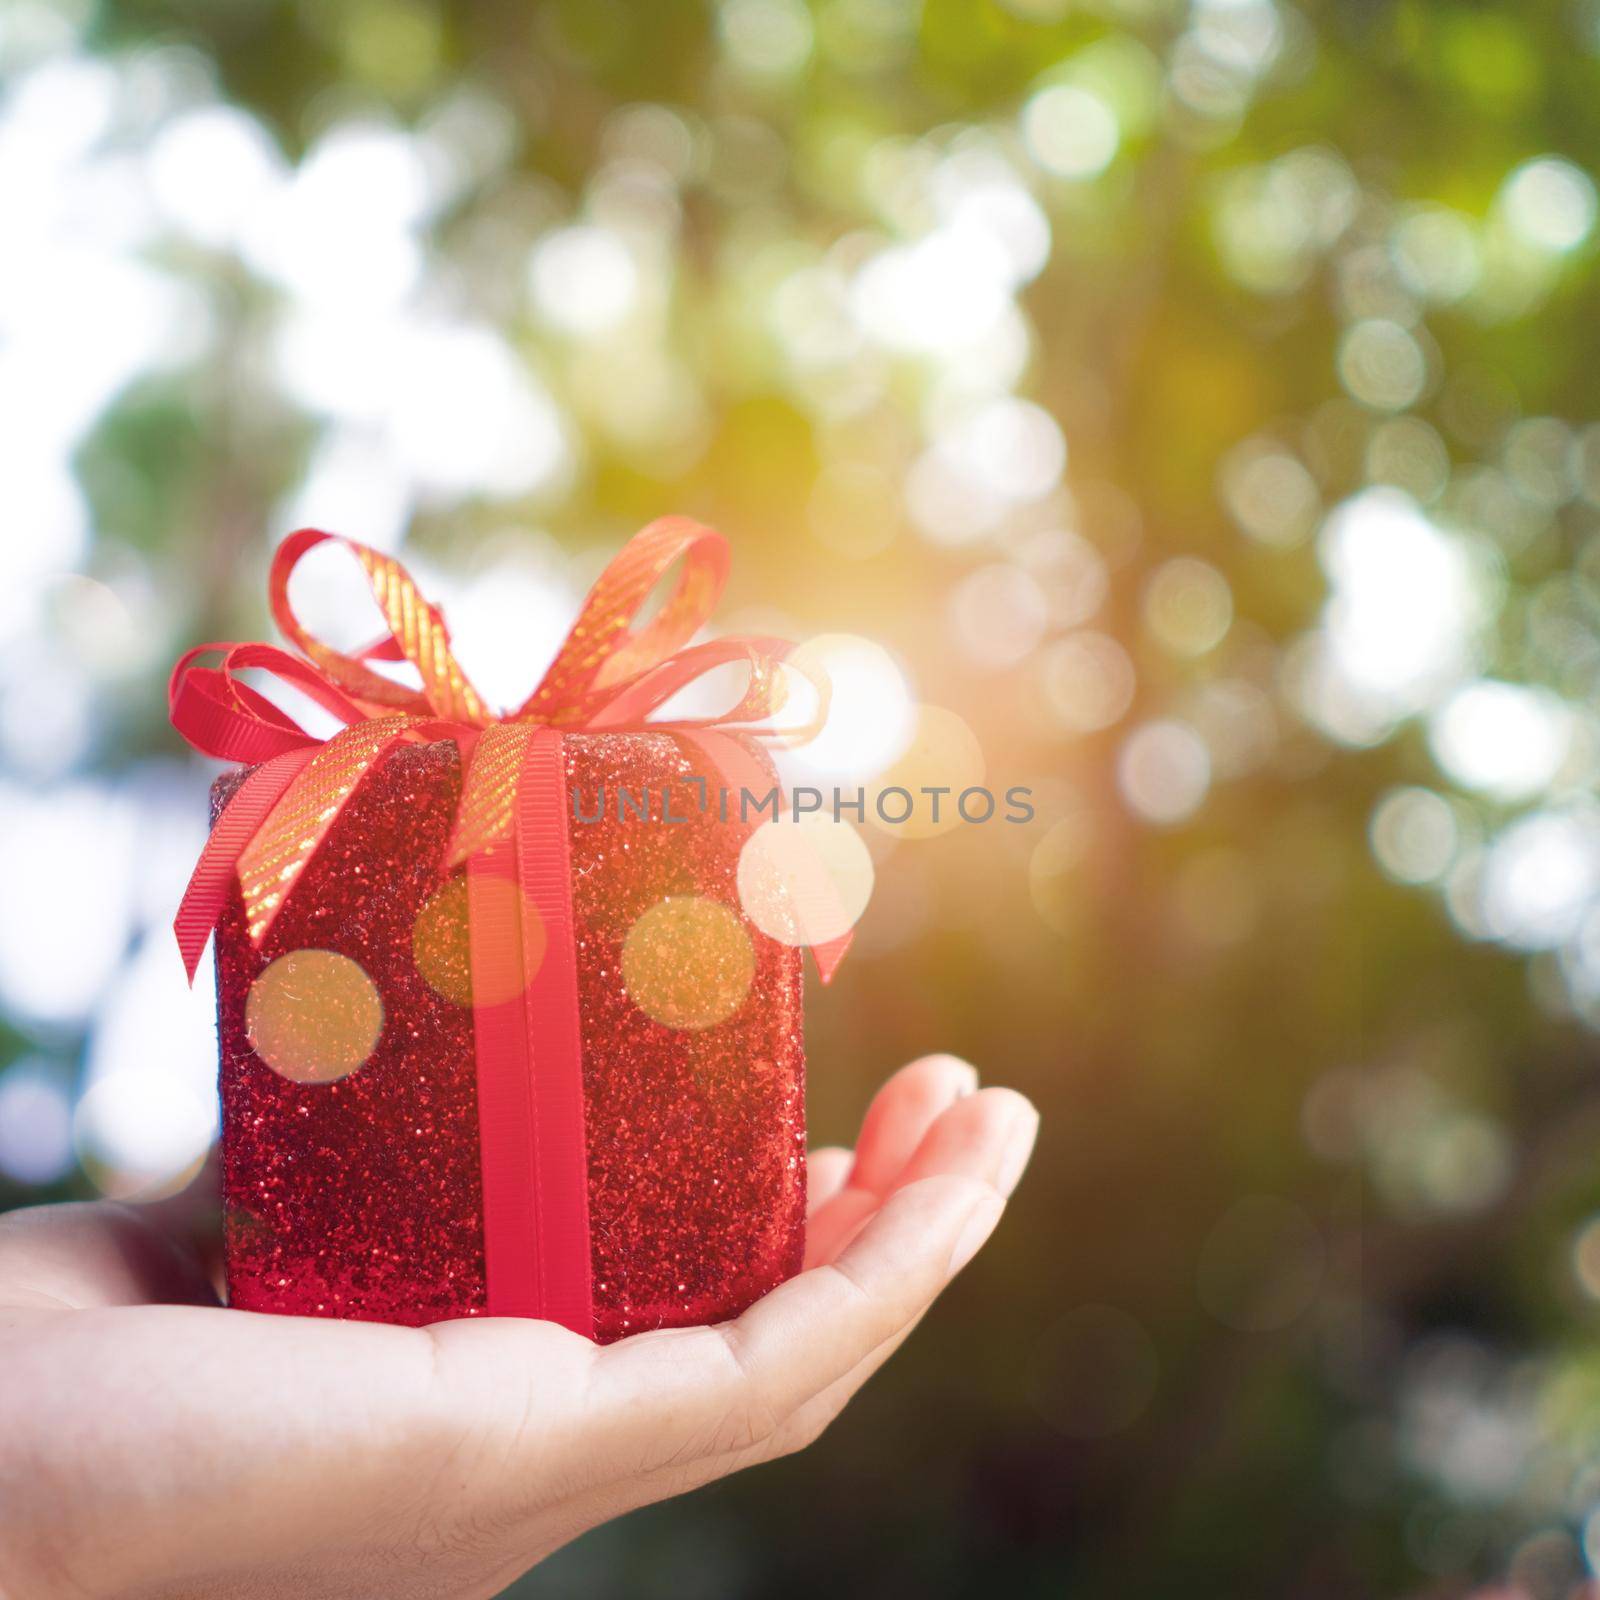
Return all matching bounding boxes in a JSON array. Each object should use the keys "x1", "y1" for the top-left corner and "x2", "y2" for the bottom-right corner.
[{"x1": 170, "y1": 517, "x2": 845, "y2": 982}]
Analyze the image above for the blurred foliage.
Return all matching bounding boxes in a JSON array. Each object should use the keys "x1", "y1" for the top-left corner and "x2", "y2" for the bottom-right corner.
[{"x1": 7, "y1": 0, "x2": 1600, "y2": 1595}]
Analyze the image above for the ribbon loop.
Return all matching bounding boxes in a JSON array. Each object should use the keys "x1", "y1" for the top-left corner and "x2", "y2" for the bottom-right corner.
[
  {"x1": 514, "y1": 516, "x2": 729, "y2": 723},
  {"x1": 270, "y1": 529, "x2": 491, "y2": 726},
  {"x1": 584, "y1": 636, "x2": 833, "y2": 744},
  {"x1": 169, "y1": 641, "x2": 376, "y2": 762}
]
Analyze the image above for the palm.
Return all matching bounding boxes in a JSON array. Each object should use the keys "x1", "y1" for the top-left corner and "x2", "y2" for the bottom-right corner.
[{"x1": 0, "y1": 1057, "x2": 1035, "y2": 1600}]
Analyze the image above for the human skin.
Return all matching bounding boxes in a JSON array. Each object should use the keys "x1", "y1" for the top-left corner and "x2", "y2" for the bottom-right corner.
[{"x1": 0, "y1": 1055, "x2": 1036, "y2": 1600}]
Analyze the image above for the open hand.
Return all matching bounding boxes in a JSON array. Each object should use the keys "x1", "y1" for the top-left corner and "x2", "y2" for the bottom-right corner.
[{"x1": 0, "y1": 1055, "x2": 1036, "y2": 1600}]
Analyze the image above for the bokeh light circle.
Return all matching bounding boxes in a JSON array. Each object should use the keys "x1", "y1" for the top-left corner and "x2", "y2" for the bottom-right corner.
[
  {"x1": 1117, "y1": 720, "x2": 1211, "y2": 826},
  {"x1": 1502, "y1": 156, "x2": 1597, "y2": 255},
  {"x1": 1021, "y1": 85, "x2": 1120, "y2": 180},
  {"x1": 246, "y1": 949, "x2": 384, "y2": 1084},
  {"x1": 1037, "y1": 632, "x2": 1136, "y2": 734},
  {"x1": 737, "y1": 813, "x2": 875, "y2": 947},
  {"x1": 73, "y1": 1071, "x2": 215, "y2": 1201},
  {"x1": 1366, "y1": 416, "x2": 1450, "y2": 502},
  {"x1": 1427, "y1": 680, "x2": 1572, "y2": 802},
  {"x1": 1390, "y1": 205, "x2": 1480, "y2": 303},
  {"x1": 1143, "y1": 557, "x2": 1233, "y2": 657},
  {"x1": 412, "y1": 873, "x2": 545, "y2": 1008},
  {"x1": 528, "y1": 224, "x2": 639, "y2": 336},
  {"x1": 1220, "y1": 439, "x2": 1320, "y2": 547},
  {"x1": 783, "y1": 632, "x2": 916, "y2": 783},
  {"x1": 621, "y1": 896, "x2": 756, "y2": 1031},
  {"x1": 1337, "y1": 318, "x2": 1428, "y2": 412},
  {"x1": 1370, "y1": 787, "x2": 1459, "y2": 885},
  {"x1": 869, "y1": 704, "x2": 986, "y2": 838},
  {"x1": 949, "y1": 562, "x2": 1049, "y2": 668},
  {"x1": 1572, "y1": 1216, "x2": 1600, "y2": 1301},
  {"x1": 0, "y1": 1060, "x2": 74, "y2": 1185},
  {"x1": 1021, "y1": 527, "x2": 1108, "y2": 628}
]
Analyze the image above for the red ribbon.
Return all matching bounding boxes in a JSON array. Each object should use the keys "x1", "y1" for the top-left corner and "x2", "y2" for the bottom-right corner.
[
  {"x1": 171, "y1": 520, "x2": 849, "y2": 1332},
  {"x1": 467, "y1": 730, "x2": 592, "y2": 1328}
]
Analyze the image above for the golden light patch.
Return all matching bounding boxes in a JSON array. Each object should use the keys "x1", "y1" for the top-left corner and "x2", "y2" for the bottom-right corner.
[
  {"x1": 869, "y1": 703, "x2": 986, "y2": 839},
  {"x1": 412, "y1": 873, "x2": 546, "y2": 1009},
  {"x1": 246, "y1": 949, "x2": 384, "y2": 1084},
  {"x1": 736, "y1": 814, "x2": 874, "y2": 947},
  {"x1": 621, "y1": 896, "x2": 755, "y2": 1031}
]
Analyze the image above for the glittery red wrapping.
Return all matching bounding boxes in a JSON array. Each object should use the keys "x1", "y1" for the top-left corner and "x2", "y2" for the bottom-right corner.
[{"x1": 213, "y1": 734, "x2": 805, "y2": 1340}]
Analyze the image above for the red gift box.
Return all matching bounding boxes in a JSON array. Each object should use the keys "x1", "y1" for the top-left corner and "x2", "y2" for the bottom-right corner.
[{"x1": 173, "y1": 522, "x2": 846, "y2": 1340}]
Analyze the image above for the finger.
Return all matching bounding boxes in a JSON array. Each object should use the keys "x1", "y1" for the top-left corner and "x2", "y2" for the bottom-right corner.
[
  {"x1": 502, "y1": 1102, "x2": 1030, "y2": 1529},
  {"x1": 884, "y1": 1086, "x2": 1037, "y2": 1201},
  {"x1": 806, "y1": 1148, "x2": 853, "y2": 1216},
  {"x1": 807, "y1": 1088, "x2": 1035, "y2": 1267},
  {"x1": 769, "y1": 1101, "x2": 1038, "y2": 1458},
  {"x1": 729, "y1": 1173, "x2": 1005, "y2": 1429},
  {"x1": 0, "y1": 1202, "x2": 221, "y2": 1312},
  {"x1": 143, "y1": 1148, "x2": 225, "y2": 1289},
  {"x1": 591, "y1": 1170, "x2": 1006, "y2": 1477},
  {"x1": 847, "y1": 1054, "x2": 977, "y2": 1196},
  {"x1": 802, "y1": 1055, "x2": 980, "y2": 1269},
  {"x1": 795, "y1": 1093, "x2": 1037, "y2": 1408}
]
